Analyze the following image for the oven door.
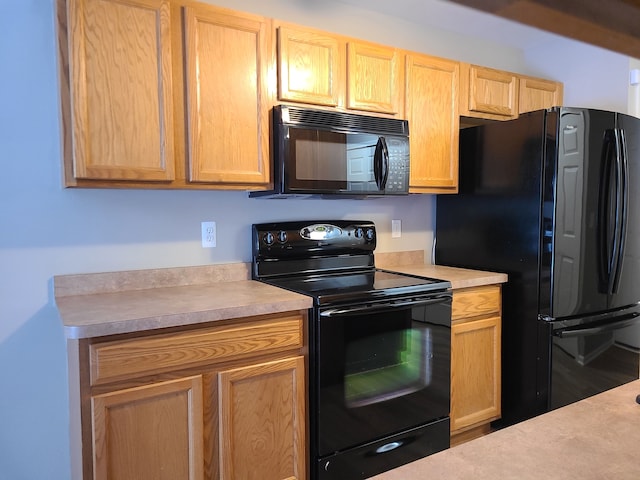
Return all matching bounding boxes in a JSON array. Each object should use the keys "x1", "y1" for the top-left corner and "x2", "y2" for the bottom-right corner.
[{"x1": 313, "y1": 293, "x2": 451, "y2": 458}]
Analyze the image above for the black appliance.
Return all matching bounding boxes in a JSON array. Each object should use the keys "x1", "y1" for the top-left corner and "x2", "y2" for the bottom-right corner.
[
  {"x1": 436, "y1": 107, "x2": 640, "y2": 427},
  {"x1": 252, "y1": 220, "x2": 451, "y2": 479},
  {"x1": 249, "y1": 105, "x2": 410, "y2": 198}
]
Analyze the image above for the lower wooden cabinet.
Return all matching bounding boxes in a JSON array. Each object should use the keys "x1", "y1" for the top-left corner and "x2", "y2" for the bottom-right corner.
[
  {"x1": 91, "y1": 376, "x2": 205, "y2": 480},
  {"x1": 219, "y1": 357, "x2": 306, "y2": 480},
  {"x1": 70, "y1": 312, "x2": 307, "y2": 480},
  {"x1": 450, "y1": 285, "x2": 502, "y2": 445}
]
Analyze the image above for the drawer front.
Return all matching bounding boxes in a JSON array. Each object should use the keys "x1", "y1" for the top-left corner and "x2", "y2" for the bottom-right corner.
[
  {"x1": 452, "y1": 286, "x2": 501, "y2": 321},
  {"x1": 90, "y1": 313, "x2": 304, "y2": 385}
]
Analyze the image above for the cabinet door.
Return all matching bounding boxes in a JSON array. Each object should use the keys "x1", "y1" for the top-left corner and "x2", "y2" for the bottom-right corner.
[
  {"x1": 519, "y1": 76, "x2": 564, "y2": 113},
  {"x1": 450, "y1": 315, "x2": 502, "y2": 432},
  {"x1": 461, "y1": 64, "x2": 518, "y2": 120},
  {"x1": 347, "y1": 41, "x2": 403, "y2": 115},
  {"x1": 66, "y1": 0, "x2": 175, "y2": 181},
  {"x1": 91, "y1": 376, "x2": 204, "y2": 480},
  {"x1": 219, "y1": 356, "x2": 306, "y2": 480},
  {"x1": 183, "y1": 6, "x2": 270, "y2": 186},
  {"x1": 406, "y1": 53, "x2": 459, "y2": 193},
  {"x1": 277, "y1": 25, "x2": 345, "y2": 107}
]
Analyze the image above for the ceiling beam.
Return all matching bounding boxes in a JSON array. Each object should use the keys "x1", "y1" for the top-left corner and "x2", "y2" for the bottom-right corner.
[{"x1": 446, "y1": 0, "x2": 640, "y2": 57}]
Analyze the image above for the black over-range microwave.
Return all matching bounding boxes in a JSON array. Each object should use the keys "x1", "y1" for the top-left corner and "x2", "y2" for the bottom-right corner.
[{"x1": 250, "y1": 105, "x2": 410, "y2": 198}]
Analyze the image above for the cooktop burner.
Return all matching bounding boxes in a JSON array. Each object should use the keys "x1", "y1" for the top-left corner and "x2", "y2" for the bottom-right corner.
[{"x1": 252, "y1": 220, "x2": 451, "y2": 305}]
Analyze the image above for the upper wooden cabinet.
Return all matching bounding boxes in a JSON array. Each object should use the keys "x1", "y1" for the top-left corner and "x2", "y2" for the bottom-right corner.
[
  {"x1": 519, "y1": 75, "x2": 564, "y2": 114},
  {"x1": 61, "y1": 0, "x2": 175, "y2": 182},
  {"x1": 275, "y1": 24, "x2": 403, "y2": 116},
  {"x1": 277, "y1": 25, "x2": 346, "y2": 107},
  {"x1": 347, "y1": 41, "x2": 403, "y2": 115},
  {"x1": 58, "y1": 0, "x2": 563, "y2": 189},
  {"x1": 406, "y1": 53, "x2": 459, "y2": 193},
  {"x1": 57, "y1": 0, "x2": 272, "y2": 189},
  {"x1": 460, "y1": 63, "x2": 519, "y2": 120},
  {"x1": 182, "y1": 5, "x2": 271, "y2": 186},
  {"x1": 460, "y1": 63, "x2": 564, "y2": 121}
]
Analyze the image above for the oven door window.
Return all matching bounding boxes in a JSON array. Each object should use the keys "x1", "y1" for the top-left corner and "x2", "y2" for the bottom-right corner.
[
  {"x1": 345, "y1": 327, "x2": 431, "y2": 407},
  {"x1": 316, "y1": 298, "x2": 451, "y2": 456}
]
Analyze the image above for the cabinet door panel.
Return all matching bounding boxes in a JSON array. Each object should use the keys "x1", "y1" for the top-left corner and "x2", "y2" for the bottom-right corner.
[
  {"x1": 278, "y1": 26, "x2": 345, "y2": 107},
  {"x1": 184, "y1": 6, "x2": 270, "y2": 186},
  {"x1": 68, "y1": 0, "x2": 175, "y2": 181},
  {"x1": 347, "y1": 41, "x2": 402, "y2": 114},
  {"x1": 406, "y1": 53, "x2": 459, "y2": 193},
  {"x1": 451, "y1": 316, "x2": 501, "y2": 431},
  {"x1": 519, "y1": 76, "x2": 563, "y2": 113},
  {"x1": 466, "y1": 65, "x2": 518, "y2": 118},
  {"x1": 219, "y1": 356, "x2": 306, "y2": 480},
  {"x1": 92, "y1": 376, "x2": 204, "y2": 480}
]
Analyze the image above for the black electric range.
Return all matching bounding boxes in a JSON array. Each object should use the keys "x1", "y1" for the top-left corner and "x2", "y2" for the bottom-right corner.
[{"x1": 252, "y1": 220, "x2": 453, "y2": 480}]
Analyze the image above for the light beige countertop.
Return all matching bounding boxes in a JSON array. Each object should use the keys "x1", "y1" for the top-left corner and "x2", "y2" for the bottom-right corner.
[
  {"x1": 54, "y1": 253, "x2": 507, "y2": 339},
  {"x1": 376, "y1": 250, "x2": 508, "y2": 289},
  {"x1": 54, "y1": 263, "x2": 312, "y2": 339},
  {"x1": 373, "y1": 379, "x2": 640, "y2": 480}
]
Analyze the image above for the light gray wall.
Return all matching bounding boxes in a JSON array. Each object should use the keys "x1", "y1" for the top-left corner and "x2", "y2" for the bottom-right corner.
[{"x1": 0, "y1": 0, "x2": 632, "y2": 477}]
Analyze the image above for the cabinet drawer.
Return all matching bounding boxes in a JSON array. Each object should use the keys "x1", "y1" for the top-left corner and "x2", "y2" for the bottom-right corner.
[
  {"x1": 89, "y1": 314, "x2": 304, "y2": 385},
  {"x1": 452, "y1": 286, "x2": 501, "y2": 321}
]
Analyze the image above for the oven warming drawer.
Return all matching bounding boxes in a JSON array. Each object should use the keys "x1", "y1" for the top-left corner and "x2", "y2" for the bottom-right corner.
[{"x1": 317, "y1": 417, "x2": 450, "y2": 480}]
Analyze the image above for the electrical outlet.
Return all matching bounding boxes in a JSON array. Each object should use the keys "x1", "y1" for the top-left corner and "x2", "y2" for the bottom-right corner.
[
  {"x1": 392, "y1": 219, "x2": 402, "y2": 238},
  {"x1": 201, "y1": 221, "x2": 216, "y2": 248}
]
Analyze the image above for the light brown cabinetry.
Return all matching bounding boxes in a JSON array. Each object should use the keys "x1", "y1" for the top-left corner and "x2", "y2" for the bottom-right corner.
[
  {"x1": 347, "y1": 41, "x2": 403, "y2": 115},
  {"x1": 183, "y1": 5, "x2": 271, "y2": 186},
  {"x1": 450, "y1": 285, "x2": 502, "y2": 446},
  {"x1": 277, "y1": 25, "x2": 345, "y2": 107},
  {"x1": 91, "y1": 376, "x2": 204, "y2": 480},
  {"x1": 405, "y1": 53, "x2": 459, "y2": 193},
  {"x1": 219, "y1": 357, "x2": 306, "y2": 479},
  {"x1": 71, "y1": 312, "x2": 307, "y2": 480},
  {"x1": 60, "y1": 0, "x2": 176, "y2": 183},
  {"x1": 460, "y1": 63, "x2": 519, "y2": 120},
  {"x1": 518, "y1": 75, "x2": 564, "y2": 114},
  {"x1": 276, "y1": 24, "x2": 403, "y2": 116},
  {"x1": 58, "y1": 0, "x2": 271, "y2": 189},
  {"x1": 460, "y1": 63, "x2": 563, "y2": 121}
]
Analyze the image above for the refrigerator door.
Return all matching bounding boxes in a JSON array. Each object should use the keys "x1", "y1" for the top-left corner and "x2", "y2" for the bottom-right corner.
[
  {"x1": 546, "y1": 108, "x2": 613, "y2": 318},
  {"x1": 548, "y1": 308, "x2": 640, "y2": 410},
  {"x1": 607, "y1": 112, "x2": 640, "y2": 311}
]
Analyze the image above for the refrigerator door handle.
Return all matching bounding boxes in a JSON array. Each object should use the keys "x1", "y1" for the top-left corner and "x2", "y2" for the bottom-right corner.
[
  {"x1": 611, "y1": 128, "x2": 629, "y2": 294},
  {"x1": 597, "y1": 129, "x2": 617, "y2": 294},
  {"x1": 554, "y1": 312, "x2": 640, "y2": 338}
]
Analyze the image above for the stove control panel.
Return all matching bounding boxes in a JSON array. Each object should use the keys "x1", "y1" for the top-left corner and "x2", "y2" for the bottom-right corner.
[{"x1": 253, "y1": 220, "x2": 376, "y2": 255}]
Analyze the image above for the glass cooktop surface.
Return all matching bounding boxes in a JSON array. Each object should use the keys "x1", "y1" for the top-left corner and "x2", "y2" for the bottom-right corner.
[{"x1": 261, "y1": 269, "x2": 450, "y2": 305}]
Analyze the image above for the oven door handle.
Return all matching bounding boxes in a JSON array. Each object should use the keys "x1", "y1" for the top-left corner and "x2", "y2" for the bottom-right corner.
[{"x1": 319, "y1": 296, "x2": 451, "y2": 317}]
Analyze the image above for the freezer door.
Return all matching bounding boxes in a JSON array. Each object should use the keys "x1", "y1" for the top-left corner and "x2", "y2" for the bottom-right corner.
[
  {"x1": 607, "y1": 112, "x2": 640, "y2": 310},
  {"x1": 548, "y1": 108, "x2": 613, "y2": 318}
]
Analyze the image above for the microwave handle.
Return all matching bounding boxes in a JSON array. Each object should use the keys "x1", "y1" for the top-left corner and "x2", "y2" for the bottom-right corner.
[{"x1": 374, "y1": 136, "x2": 389, "y2": 190}]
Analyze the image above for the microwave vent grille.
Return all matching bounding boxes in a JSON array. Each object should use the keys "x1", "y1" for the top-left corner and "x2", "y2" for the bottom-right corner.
[{"x1": 281, "y1": 106, "x2": 408, "y2": 136}]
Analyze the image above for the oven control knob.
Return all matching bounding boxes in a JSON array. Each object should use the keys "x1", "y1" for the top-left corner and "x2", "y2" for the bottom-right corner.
[
  {"x1": 277, "y1": 231, "x2": 288, "y2": 243},
  {"x1": 365, "y1": 228, "x2": 375, "y2": 241},
  {"x1": 263, "y1": 232, "x2": 275, "y2": 246},
  {"x1": 354, "y1": 227, "x2": 364, "y2": 238}
]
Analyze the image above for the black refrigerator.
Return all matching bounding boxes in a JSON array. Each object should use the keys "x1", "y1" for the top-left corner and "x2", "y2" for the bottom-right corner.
[{"x1": 436, "y1": 107, "x2": 640, "y2": 427}]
